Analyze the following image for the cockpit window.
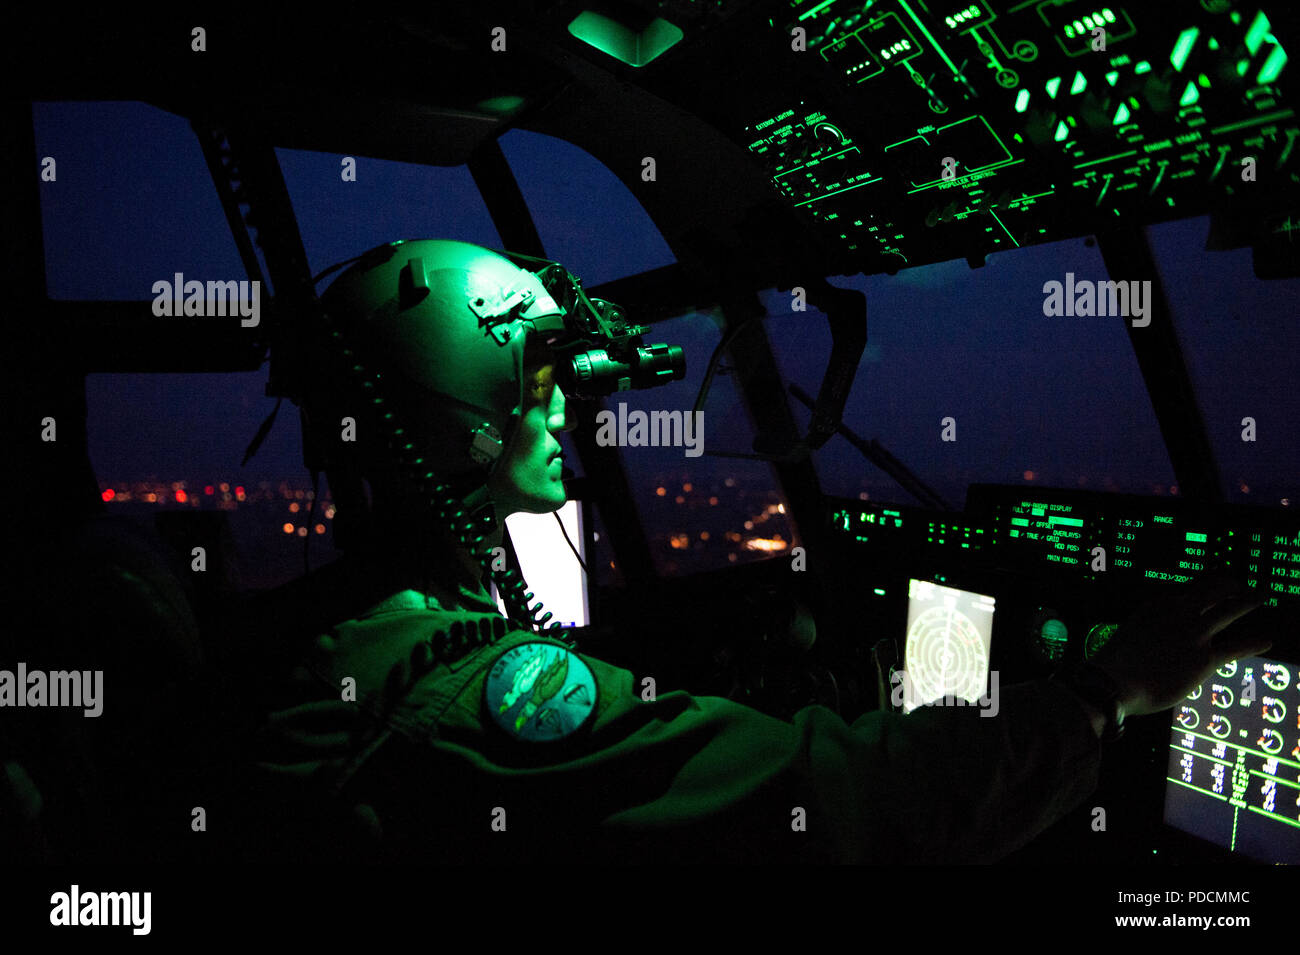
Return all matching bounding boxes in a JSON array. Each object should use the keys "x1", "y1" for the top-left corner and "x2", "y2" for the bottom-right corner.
[
  {"x1": 607, "y1": 307, "x2": 794, "y2": 577},
  {"x1": 1148, "y1": 216, "x2": 1300, "y2": 507},
  {"x1": 276, "y1": 147, "x2": 503, "y2": 274},
  {"x1": 766, "y1": 235, "x2": 1178, "y2": 508},
  {"x1": 34, "y1": 101, "x2": 243, "y2": 298},
  {"x1": 498, "y1": 128, "x2": 676, "y2": 286}
]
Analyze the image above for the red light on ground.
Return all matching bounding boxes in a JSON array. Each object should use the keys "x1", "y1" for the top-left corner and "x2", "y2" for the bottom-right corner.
[
  {"x1": 204, "y1": 486, "x2": 214, "y2": 496},
  {"x1": 235, "y1": 486, "x2": 245, "y2": 496},
  {"x1": 175, "y1": 489, "x2": 187, "y2": 503},
  {"x1": 101, "y1": 488, "x2": 115, "y2": 502}
]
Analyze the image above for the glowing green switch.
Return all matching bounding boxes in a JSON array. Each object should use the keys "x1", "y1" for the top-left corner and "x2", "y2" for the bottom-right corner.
[
  {"x1": 1257, "y1": 45, "x2": 1287, "y2": 84},
  {"x1": 1245, "y1": 12, "x2": 1270, "y2": 57},
  {"x1": 1171, "y1": 27, "x2": 1199, "y2": 72}
]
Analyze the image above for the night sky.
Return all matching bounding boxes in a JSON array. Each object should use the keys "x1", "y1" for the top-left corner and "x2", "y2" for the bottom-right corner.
[{"x1": 31, "y1": 99, "x2": 1300, "y2": 549}]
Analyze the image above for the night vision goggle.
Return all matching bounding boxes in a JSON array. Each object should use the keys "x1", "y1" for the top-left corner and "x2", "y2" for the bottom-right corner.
[{"x1": 485, "y1": 249, "x2": 686, "y2": 398}]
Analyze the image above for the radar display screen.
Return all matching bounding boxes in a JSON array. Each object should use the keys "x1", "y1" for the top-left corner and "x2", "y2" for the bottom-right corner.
[
  {"x1": 901, "y1": 579, "x2": 996, "y2": 713},
  {"x1": 1164, "y1": 655, "x2": 1300, "y2": 863}
]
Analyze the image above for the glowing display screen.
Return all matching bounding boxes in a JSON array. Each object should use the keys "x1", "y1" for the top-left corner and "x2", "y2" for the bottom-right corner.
[
  {"x1": 1224, "y1": 526, "x2": 1300, "y2": 609},
  {"x1": 966, "y1": 486, "x2": 1300, "y2": 608},
  {"x1": 1164, "y1": 655, "x2": 1300, "y2": 862},
  {"x1": 827, "y1": 498, "x2": 988, "y2": 559},
  {"x1": 492, "y1": 501, "x2": 590, "y2": 628},
  {"x1": 900, "y1": 579, "x2": 995, "y2": 713},
  {"x1": 1004, "y1": 498, "x2": 1086, "y2": 568},
  {"x1": 1098, "y1": 508, "x2": 1214, "y2": 583}
]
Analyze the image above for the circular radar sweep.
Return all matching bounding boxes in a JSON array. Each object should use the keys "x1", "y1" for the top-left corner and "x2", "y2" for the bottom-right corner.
[{"x1": 906, "y1": 605, "x2": 989, "y2": 707}]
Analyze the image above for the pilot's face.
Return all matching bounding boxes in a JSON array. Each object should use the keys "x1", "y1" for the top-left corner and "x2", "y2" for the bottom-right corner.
[{"x1": 488, "y1": 362, "x2": 571, "y2": 515}]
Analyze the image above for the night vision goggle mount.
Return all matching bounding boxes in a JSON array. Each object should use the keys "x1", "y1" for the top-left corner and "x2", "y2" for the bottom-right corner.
[{"x1": 485, "y1": 249, "x2": 686, "y2": 397}]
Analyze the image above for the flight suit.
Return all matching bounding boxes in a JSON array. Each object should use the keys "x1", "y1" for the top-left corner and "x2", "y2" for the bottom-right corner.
[{"x1": 252, "y1": 585, "x2": 1103, "y2": 864}]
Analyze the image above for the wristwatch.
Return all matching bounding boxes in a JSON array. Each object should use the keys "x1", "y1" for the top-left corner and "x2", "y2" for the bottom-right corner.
[{"x1": 1053, "y1": 662, "x2": 1126, "y2": 741}]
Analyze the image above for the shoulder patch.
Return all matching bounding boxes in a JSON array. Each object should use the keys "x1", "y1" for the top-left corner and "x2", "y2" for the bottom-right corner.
[{"x1": 484, "y1": 642, "x2": 597, "y2": 742}]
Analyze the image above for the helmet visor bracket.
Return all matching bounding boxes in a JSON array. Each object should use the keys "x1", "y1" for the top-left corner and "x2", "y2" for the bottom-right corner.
[{"x1": 494, "y1": 251, "x2": 688, "y2": 398}]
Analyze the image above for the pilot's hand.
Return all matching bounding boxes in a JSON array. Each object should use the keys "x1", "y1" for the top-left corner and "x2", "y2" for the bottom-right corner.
[{"x1": 1091, "y1": 575, "x2": 1272, "y2": 718}]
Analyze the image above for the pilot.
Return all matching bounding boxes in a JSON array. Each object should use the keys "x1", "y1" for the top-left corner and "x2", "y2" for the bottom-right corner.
[{"x1": 250, "y1": 238, "x2": 1271, "y2": 863}]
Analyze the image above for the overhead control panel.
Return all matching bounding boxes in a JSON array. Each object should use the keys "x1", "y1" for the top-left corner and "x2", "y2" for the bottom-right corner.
[{"x1": 730, "y1": 1, "x2": 1295, "y2": 273}]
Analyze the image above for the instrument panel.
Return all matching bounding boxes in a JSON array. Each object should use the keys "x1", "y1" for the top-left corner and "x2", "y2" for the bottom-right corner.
[
  {"x1": 826, "y1": 486, "x2": 1300, "y2": 861},
  {"x1": 966, "y1": 483, "x2": 1300, "y2": 605},
  {"x1": 1166, "y1": 654, "x2": 1300, "y2": 861},
  {"x1": 831, "y1": 484, "x2": 1300, "y2": 603},
  {"x1": 828, "y1": 484, "x2": 1300, "y2": 665},
  {"x1": 721, "y1": 1, "x2": 1299, "y2": 273}
]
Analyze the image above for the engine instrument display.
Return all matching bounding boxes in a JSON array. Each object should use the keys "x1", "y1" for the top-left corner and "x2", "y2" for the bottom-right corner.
[{"x1": 1164, "y1": 654, "x2": 1300, "y2": 862}]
